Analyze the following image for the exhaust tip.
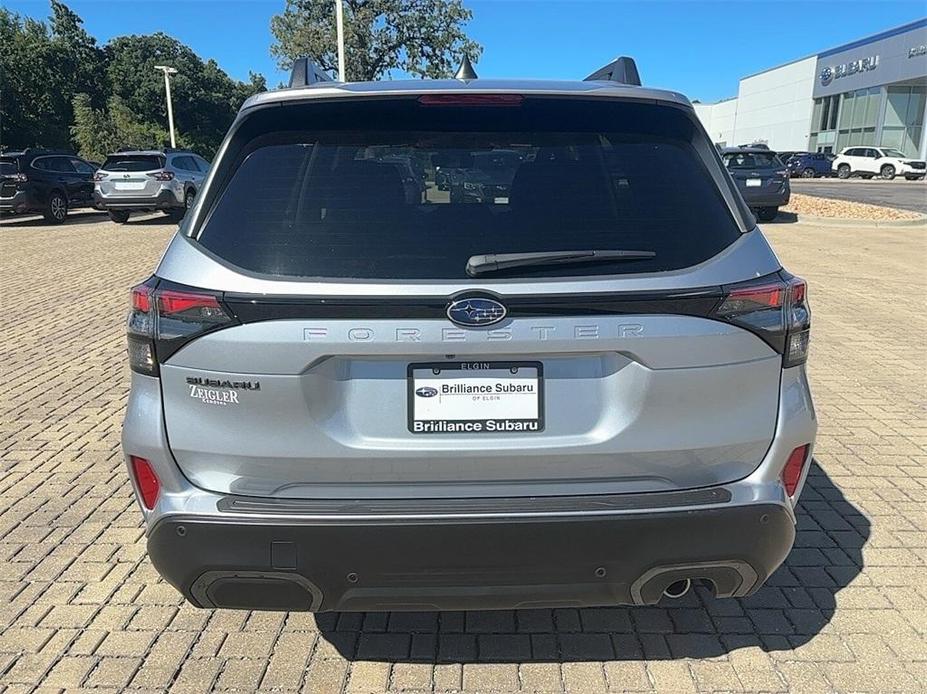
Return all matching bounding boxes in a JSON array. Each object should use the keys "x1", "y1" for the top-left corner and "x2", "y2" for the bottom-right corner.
[{"x1": 662, "y1": 578, "x2": 691, "y2": 599}]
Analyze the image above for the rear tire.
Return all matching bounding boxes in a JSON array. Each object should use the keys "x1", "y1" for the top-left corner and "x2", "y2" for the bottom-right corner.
[
  {"x1": 108, "y1": 210, "x2": 130, "y2": 224},
  {"x1": 801, "y1": 168, "x2": 815, "y2": 178},
  {"x1": 757, "y1": 207, "x2": 778, "y2": 222},
  {"x1": 184, "y1": 188, "x2": 196, "y2": 210},
  {"x1": 880, "y1": 164, "x2": 896, "y2": 180},
  {"x1": 837, "y1": 164, "x2": 851, "y2": 179},
  {"x1": 43, "y1": 191, "x2": 68, "y2": 224}
]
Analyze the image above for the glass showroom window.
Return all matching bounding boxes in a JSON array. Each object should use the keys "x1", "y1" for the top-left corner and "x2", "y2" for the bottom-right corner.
[
  {"x1": 881, "y1": 86, "x2": 926, "y2": 156},
  {"x1": 810, "y1": 95, "x2": 841, "y2": 153},
  {"x1": 835, "y1": 88, "x2": 881, "y2": 151}
]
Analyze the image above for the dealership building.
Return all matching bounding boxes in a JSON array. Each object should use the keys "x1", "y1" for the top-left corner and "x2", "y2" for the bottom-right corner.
[{"x1": 694, "y1": 18, "x2": 927, "y2": 158}]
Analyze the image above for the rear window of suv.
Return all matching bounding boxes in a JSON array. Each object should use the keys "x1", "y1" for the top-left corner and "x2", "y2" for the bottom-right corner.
[
  {"x1": 722, "y1": 152, "x2": 781, "y2": 169},
  {"x1": 195, "y1": 97, "x2": 742, "y2": 280},
  {"x1": 102, "y1": 155, "x2": 165, "y2": 171}
]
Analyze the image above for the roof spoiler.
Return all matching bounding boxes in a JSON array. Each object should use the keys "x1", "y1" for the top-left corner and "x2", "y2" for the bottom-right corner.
[
  {"x1": 289, "y1": 58, "x2": 335, "y2": 88},
  {"x1": 584, "y1": 56, "x2": 641, "y2": 86}
]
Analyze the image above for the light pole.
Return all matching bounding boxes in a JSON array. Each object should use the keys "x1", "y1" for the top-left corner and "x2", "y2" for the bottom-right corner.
[
  {"x1": 154, "y1": 65, "x2": 178, "y2": 148},
  {"x1": 335, "y1": 0, "x2": 346, "y2": 81}
]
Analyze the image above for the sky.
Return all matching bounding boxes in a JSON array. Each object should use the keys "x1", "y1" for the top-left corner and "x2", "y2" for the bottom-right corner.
[{"x1": 7, "y1": 0, "x2": 927, "y2": 102}]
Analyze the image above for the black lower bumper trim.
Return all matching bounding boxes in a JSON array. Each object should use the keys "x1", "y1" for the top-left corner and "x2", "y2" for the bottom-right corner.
[
  {"x1": 148, "y1": 502, "x2": 795, "y2": 612},
  {"x1": 744, "y1": 194, "x2": 790, "y2": 208}
]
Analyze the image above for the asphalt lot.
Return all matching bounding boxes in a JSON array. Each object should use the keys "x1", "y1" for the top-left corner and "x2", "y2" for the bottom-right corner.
[
  {"x1": 1, "y1": 210, "x2": 926, "y2": 693},
  {"x1": 791, "y1": 178, "x2": 927, "y2": 214}
]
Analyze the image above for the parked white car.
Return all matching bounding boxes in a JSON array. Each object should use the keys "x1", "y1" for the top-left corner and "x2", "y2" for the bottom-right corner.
[{"x1": 832, "y1": 146, "x2": 926, "y2": 181}]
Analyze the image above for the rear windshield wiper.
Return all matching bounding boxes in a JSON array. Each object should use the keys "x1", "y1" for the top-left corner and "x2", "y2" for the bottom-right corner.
[{"x1": 466, "y1": 249, "x2": 656, "y2": 277}]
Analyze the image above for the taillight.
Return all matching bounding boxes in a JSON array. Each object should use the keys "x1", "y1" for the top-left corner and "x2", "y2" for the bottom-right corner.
[
  {"x1": 418, "y1": 94, "x2": 524, "y2": 107},
  {"x1": 93, "y1": 172, "x2": 105, "y2": 182},
  {"x1": 127, "y1": 280, "x2": 157, "y2": 375},
  {"x1": 713, "y1": 273, "x2": 810, "y2": 367},
  {"x1": 783, "y1": 276, "x2": 810, "y2": 367},
  {"x1": 127, "y1": 279, "x2": 235, "y2": 376},
  {"x1": 148, "y1": 171, "x2": 174, "y2": 181},
  {"x1": 130, "y1": 456, "x2": 160, "y2": 509},
  {"x1": 781, "y1": 444, "x2": 811, "y2": 497},
  {"x1": 12, "y1": 173, "x2": 28, "y2": 183}
]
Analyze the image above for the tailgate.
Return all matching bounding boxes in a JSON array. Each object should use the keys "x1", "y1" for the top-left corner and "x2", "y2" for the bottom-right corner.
[{"x1": 160, "y1": 314, "x2": 781, "y2": 499}]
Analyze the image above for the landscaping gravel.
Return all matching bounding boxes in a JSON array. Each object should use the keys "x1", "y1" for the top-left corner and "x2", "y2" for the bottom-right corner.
[{"x1": 783, "y1": 192, "x2": 922, "y2": 221}]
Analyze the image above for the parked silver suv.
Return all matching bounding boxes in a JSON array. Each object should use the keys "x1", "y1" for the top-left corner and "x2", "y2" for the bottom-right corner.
[
  {"x1": 122, "y1": 57, "x2": 816, "y2": 612},
  {"x1": 94, "y1": 149, "x2": 209, "y2": 223}
]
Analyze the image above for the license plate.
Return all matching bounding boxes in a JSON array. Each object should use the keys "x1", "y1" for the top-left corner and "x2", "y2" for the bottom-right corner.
[
  {"x1": 115, "y1": 181, "x2": 145, "y2": 190},
  {"x1": 746, "y1": 178, "x2": 762, "y2": 187},
  {"x1": 408, "y1": 361, "x2": 543, "y2": 434}
]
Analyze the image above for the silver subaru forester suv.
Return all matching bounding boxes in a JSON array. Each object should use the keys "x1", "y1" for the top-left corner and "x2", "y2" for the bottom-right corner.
[{"x1": 122, "y1": 57, "x2": 816, "y2": 612}]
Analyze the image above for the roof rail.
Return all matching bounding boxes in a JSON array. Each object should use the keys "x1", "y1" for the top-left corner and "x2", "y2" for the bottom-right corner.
[
  {"x1": 289, "y1": 58, "x2": 335, "y2": 88},
  {"x1": 584, "y1": 56, "x2": 641, "y2": 86}
]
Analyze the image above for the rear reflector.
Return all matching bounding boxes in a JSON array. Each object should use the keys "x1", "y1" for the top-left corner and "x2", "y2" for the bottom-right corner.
[
  {"x1": 418, "y1": 94, "x2": 524, "y2": 107},
  {"x1": 781, "y1": 445, "x2": 810, "y2": 497},
  {"x1": 130, "y1": 456, "x2": 160, "y2": 509}
]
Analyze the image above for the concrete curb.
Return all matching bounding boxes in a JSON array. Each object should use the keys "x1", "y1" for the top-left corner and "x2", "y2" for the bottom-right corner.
[{"x1": 791, "y1": 213, "x2": 927, "y2": 228}]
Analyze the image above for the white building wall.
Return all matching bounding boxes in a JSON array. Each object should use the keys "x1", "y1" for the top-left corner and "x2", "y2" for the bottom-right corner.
[
  {"x1": 732, "y1": 57, "x2": 817, "y2": 150},
  {"x1": 695, "y1": 56, "x2": 818, "y2": 151},
  {"x1": 694, "y1": 99, "x2": 737, "y2": 146}
]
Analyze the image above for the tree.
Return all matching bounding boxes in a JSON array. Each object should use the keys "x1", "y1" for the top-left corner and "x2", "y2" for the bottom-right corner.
[
  {"x1": 1, "y1": 2, "x2": 264, "y2": 157},
  {"x1": 270, "y1": 0, "x2": 482, "y2": 81},
  {"x1": 106, "y1": 33, "x2": 265, "y2": 156},
  {"x1": 0, "y1": 1, "x2": 106, "y2": 150},
  {"x1": 71, "y1": 93, "x2": 172, "y2": 162}
]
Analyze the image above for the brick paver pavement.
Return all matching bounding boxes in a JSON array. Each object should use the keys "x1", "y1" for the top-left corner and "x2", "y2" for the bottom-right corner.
[{"x1": 1, "y1": 210, "x2": 925, "y2": 693}]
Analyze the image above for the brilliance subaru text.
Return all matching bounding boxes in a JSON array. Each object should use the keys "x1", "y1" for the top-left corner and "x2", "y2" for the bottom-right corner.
[{"x1": 122, "y1": 56, "x2": 816, "y2": 612}]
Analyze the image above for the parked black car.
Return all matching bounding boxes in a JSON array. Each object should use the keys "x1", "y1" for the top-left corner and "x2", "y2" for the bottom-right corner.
[
  {"x1": 721, "y1": 147, "x2": 790, "y2": 221},
  {"x1": 0, "y1": 149, "x2": 98, "y2": 223}
]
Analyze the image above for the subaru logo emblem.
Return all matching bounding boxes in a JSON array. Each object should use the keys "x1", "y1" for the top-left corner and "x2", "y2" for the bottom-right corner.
[
  {"x1": 415, "y1": 387, "x2": 438, "y2": 398},
  {"x1": 819, "y1": 66, "x2": 833, "y2": 86},
  {"x1": 446, "y1": 296, "x2": 507, "y2": 327}
]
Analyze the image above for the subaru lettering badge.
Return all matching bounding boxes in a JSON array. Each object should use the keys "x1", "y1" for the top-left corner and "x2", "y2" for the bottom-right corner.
[
  {"x1": 446, "y1": 296, "x2": 507, "y2": 327},
  {"x1": 415, "y1": 387, "x2": 438, "y2": 398}
]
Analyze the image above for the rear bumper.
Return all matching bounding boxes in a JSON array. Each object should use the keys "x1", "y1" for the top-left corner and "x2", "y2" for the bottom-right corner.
[
  {"x1": 95, "y1": 189, "x2": 180, "y2": 210},
  {"x1": 0, "y1": 189, "x2": 36, "y2": 213},
  {"x1": 147, "y1": 498, "x2": 795, "y2": 611},
  {"x1": 742, "y1": 188, "x2": 790, "y2": 208},
  {"x1": 124, "y1": 361, "x2": 816, "y2": 612}
]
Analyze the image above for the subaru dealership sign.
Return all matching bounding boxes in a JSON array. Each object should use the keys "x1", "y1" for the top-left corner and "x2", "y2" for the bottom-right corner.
[
  {"x1": 814, "y1": 22, "x2": 927, "y2": 97},
  {"x1": 819, "y1": 56, "x2": 879, "y2": 86}
]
